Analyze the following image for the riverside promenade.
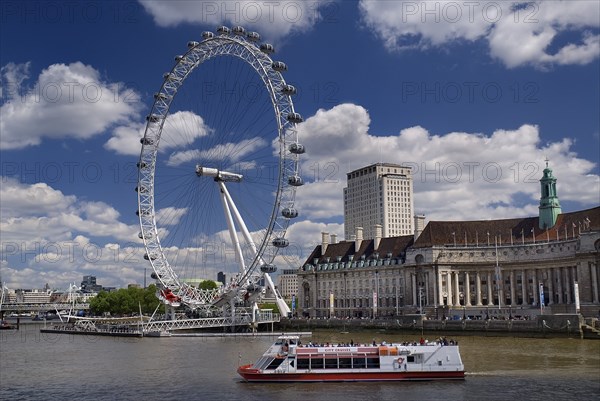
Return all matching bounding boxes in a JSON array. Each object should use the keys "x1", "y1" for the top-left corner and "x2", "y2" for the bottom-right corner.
[{"x1": 278, "y1": 314, "x2": 600, "y2": 339}]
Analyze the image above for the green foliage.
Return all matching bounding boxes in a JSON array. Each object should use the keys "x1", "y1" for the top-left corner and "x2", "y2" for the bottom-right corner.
[
  {"x1": 257, "y1": 301, "x2": 292, "y2": 316},
  {"x1": 198, "y1": 280, "x2": 218, "y2": 290},
  {"x1": 89, "y1": 284, "x2": 164, "y2": 316},
  {"x1": 258, "y1": 302, "x2": 280, "y2": 314}
]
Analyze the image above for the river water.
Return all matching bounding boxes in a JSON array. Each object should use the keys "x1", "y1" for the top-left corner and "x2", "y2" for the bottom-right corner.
[{"x1": 1, "y1": 323, "x2": 598, "y2": 400}]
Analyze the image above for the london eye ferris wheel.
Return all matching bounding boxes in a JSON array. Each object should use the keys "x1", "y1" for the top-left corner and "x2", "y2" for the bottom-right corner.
[{"x1": 136, "y1": 26, "x2": 304, "y2": 316}]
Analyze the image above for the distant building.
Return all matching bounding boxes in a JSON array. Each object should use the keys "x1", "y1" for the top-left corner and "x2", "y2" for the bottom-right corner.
[
  {"x1": 344, "y1": 163, "x2": 414, "y2": 240},
  {"x1": 277, "y1": 269, "x2": 298, "y2": 300},
  {"x1": 14, "y1": 289, "x2": 53, "y2": 304},
  {"x1": 81, "y1": 275, "x2": 103, "y2": 293},
  {"x1": 217, "y1": 271, "x2": 227, "y2": 286}
]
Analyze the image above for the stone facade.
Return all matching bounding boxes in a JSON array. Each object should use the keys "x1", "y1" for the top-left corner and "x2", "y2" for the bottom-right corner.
[{"x1": 298, "y1": 207, "x2": 600, "y2": 318}]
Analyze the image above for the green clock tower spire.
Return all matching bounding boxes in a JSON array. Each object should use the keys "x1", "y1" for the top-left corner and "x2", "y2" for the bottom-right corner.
[{"x1": 538, "y1": 158, "x2": 562, "y2": 229}]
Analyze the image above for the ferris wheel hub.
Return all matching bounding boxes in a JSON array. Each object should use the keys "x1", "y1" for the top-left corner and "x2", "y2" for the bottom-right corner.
[{"x1": 195, "y1": 165, "x2": 243, "y2": 182}]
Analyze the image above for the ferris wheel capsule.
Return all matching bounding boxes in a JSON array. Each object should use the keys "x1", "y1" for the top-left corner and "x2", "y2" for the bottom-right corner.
[
  {"x1": 154, "y1": 93, "x2": 169, "y2": 101},
  {"x1": 146, "y1": 114, "x2": 160, "y2": 123},
  {"x1": 216, "y1": 26, "x2": 231, "y2": 35},
  {"x1": 138, "y1": 231, "x2": 153, "y2": 239},
  {"x1": 260, "y1": 43, "x2": 275, "y2": 54},
  {"x1": 272, "y1": 61, "x2": 287, "y2": 72},
  {"x1": 289, "y1": 143, "x2": 305, "y2": 154},
  {"x1": 140, "y1": 137, "x2": 154, "y2": 145},
  {"x1": 288, "y1": 175, "x2": 304, "y2": 186},
  {"x1": 281, "y1": 84, "x2": 296, "y2": 95},
  {"x1": 232, "y1": 26, "x2": 246, "y2": 35},
  {"x1": 202, "y1": 31, "x2": 214, "y2": 40},
  {"x1": 187, "y1": 41, "x2": 199, "y2": 48},
  {"x1": 282, "y1": 207, "x2": 298, "y2": 218},
  {"x1": 286, "y1": 112, "x2": 303, "y2": 123},
  {"x1": 260, "y1": 263, "x2": 277, "y2": 273},
  {"x1": 272, "y1": 238, "x2": 289, "y2": 248},
  {"x1": 246, "y1": 283, "x2": 262, "y2": 293},
  {"x1": 246, "y1": 31, "x2": 260, "y2": 42}
]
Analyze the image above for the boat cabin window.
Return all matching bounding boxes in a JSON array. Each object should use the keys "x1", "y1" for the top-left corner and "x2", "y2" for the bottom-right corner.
[
  {"x1": 407, "y1": 355, "x2": 415, "y2": 363},
  {"x1": 339, "y1": 358, "x2": 352, "y2": 369},
  {"x1": 266, "y1": 358, "x2": 285, "y2": 370},
  {"x1": 254, "y1": 357, "x2": 272, "y2": 370},
  {"x1": 311, "y1": 358, "x2": 324, "y2": 369},
  {"x1": 297, "y1": 358, "x2": 310, "y2": 369},
  {"x1": 325, "y1": 358, "x2": 338, "y2": 369},
  {"x1": 352, "y1": 358, "x2": 366, "y2": 369},
  {"x1": 296, "y1": 356, "x2": 383, "y2": 370},
  {"x1": 366, "y1": 358, "x2": 380, "y2": 369}
]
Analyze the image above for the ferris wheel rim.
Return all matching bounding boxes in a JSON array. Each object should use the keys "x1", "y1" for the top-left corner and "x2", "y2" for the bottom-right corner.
[{"x1": 136, "y1": 28, "x2": 302, "y2": 308}]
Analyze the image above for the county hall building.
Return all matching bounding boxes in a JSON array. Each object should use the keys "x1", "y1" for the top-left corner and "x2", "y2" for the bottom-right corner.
[{"x1": 297, "y1": 163, "x2": 600, "y2": 319}]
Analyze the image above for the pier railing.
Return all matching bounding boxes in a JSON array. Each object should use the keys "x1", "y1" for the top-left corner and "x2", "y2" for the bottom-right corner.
[
  {"x1": 142, "y1": 310, "x2": 280, "y2": 333},
  {"x1": 1, "y1": 303, "x2": 90, "y2": 312}
]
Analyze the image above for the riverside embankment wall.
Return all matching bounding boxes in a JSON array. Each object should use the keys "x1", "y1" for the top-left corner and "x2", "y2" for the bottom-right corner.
[{"x1": 278, "y1": 314, "x2": 599, "y2": 339}]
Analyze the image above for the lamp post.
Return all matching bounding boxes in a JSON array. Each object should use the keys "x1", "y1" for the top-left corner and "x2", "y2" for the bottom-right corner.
[
  {"x1": 343, "y1": 272, "x2": 347, "y2": 318},
  {"x1": 375, "y1": 270, "x2": 379, "y2": 319},
  {"x1": 459, "y1": 292, "x2": 465, "y2": 320},
  {"x1": 395, "y1": 283, "x2": 399, "y2": 316}
]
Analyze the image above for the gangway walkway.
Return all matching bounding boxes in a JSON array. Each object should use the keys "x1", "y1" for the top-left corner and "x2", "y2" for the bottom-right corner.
[{"x1": 142, "y1": 310, "x2": 280, "y2": 334}]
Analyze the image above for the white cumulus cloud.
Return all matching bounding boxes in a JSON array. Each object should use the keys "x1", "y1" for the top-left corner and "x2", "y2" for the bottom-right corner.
[
  {"x1": 0, "y1": 178, "x2": 139, "y2": 245},
  {"x1": 0, "y1": 178, "x2": 148, "y2": 289},
  {"x1": 105, "y1": 110, "x2": 213, "y2": 156},
  {"x1": 293, "y1": 103, "x2": 599, "y2": 231},
  {"x1": 138, "y1": 0, "x2": 331, "y2": 41},
  {"x1": 359, "y1": 0, "x2": 600, "y2": 68},
  {"x1": 0, "y1": 62, "x2": 142, "y2": 149}
]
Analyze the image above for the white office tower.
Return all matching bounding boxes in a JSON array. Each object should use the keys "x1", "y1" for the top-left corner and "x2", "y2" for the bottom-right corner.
[{"x1": 344, "y1": 163, "x2": 414, "y2": 240}]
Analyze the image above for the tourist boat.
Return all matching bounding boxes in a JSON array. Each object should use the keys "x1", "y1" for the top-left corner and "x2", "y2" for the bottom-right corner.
[{"x1": 238, "y1": 335, "x2": 465, "y2": 382}]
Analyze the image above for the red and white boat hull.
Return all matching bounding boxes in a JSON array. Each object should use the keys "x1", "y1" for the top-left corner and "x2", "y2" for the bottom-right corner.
[{"x1": 238, "y1": 364, "x2": 465, "y2": 382}]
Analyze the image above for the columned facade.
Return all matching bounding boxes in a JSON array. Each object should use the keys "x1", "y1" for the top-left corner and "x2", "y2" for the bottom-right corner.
[{"x1": 298, "y1": 232, "x2": 599, "y2": 319}]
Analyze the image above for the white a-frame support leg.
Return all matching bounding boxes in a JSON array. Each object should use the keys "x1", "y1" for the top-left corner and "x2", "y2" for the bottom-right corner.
[
  {"x1": 219, "y1": 181, "x2": 247, "y2": 284},
  {"x1": 219, "y1": 182, "x2": 291, "y2": 316}
]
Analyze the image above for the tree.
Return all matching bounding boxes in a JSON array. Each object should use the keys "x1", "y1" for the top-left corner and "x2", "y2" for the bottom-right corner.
[
  {"x1": 199, "y1": 280, "x2": 218, "y2": 290},
  {"x1": 88, "y1": 284, "x2": 164, "y2": 316},
  {"x1": 89, "y1": 291, "x2": 110, "y2": 314}
]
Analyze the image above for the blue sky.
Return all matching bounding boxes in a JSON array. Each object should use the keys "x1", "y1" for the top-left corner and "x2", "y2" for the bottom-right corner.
[{"x1": 1, "y1": 1, "x2": 599, "y2": 290}]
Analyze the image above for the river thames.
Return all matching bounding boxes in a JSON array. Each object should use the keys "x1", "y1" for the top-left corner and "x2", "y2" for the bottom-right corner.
[{"x1": 1, "y1": 323, "x2": 598, "y2": 400}]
